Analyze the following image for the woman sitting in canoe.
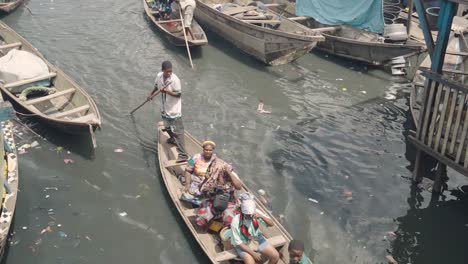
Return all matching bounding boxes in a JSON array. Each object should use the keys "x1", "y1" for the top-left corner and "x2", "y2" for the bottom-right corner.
[
  {"x1": 230, "y1": 196, "x2": 280, "y2": 264},
  {"x1": 184, "y1": 140, "x2": 242, "y2": 228}
]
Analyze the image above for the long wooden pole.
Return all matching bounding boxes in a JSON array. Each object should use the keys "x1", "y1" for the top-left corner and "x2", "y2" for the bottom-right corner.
[
  {"x1": 407, "y1": 0, "x2": 413, "y2": 35},
  {"x1": 178, "y1": 5, "x2": 194, "y2": 69},
  {"x1": 130, "y1": 82, "x2": 172, "y2": 115}
]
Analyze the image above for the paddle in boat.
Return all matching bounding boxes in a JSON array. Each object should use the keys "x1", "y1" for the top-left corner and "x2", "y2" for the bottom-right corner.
[
  {"x1": 0, "y1": 21, "x2": 101, "y2": 148},
  {"x1": 157, "y1": 122, "x2": 313, "y2": 263}
]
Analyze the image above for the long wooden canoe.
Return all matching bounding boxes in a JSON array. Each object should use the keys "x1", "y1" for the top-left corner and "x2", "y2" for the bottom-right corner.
[
  {"x1": 0, "y1": 115, "x2": 19, "y2": 258},
  {"x1": 0, "y1": 0, "x2": 23, "y2": 14},
  {"x1": 143, "y1": 0, "x2": 208, "y2": 47},
  {"x1": 268, "y1": 2, "x2": 425, "y2": 65},
  {"x1": 0, "y1": 22, "x2": 101, "y2": 146},
  {"x1": 157, "y1": 122, "x2": 312, "y2": 263},
  {"x1": 194, "y1": 0, "x2": 324, "y2": 65}
]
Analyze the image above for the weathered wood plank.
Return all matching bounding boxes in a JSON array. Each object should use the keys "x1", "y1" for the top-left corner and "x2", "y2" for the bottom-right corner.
[
  {"x1": 419, "y1": 79, "x2": 435, "y2": 140},
  {"x1": 427, "y1": 83, "x2": 444, "y2": 147},
  {"x1": 409, "y1": 135, "x2": 468, "y2": 176},
  {"x1": 0, "y1": 42, "x2": 21, "y2": 49},
  {"x1": 4, "y1": 73, "x2": 57, "y2": 89},
  {"x1": 450, "y1": 94, "x2": 467, "y2": 154},
  {"x1": 441, "y1": 90, "x2": 458, "y2": 155},
  {"x1": 288, "y1": 16, "x2": 309, "y2": 21},
  {"x1": 26, "y1": 88, "x2": 75, "y2": 105},
  {"x1": 51, "y1": 104, "x2": 90, "y2": 118},
  {"x1": 156, "y1": 19, "x2": 182, "y2": 24},
  {"x1": 243, "y1": 19, "x2": 281, "y2": 24},
  {"x1": 222, "y1": 6, "x2": 257, "y2": 16},
  {"x1": 434, "y1": 86, "x2": 451, "y2": 151},
  {"x1": 455, "y1": 107, "x2": 468, "y2": 163}
]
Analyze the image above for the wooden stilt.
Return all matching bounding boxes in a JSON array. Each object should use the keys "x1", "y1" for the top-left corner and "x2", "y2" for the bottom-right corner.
[
  {"x1": 89, "y1": 124, "x2": 97, "y2": 149},
  {"x1": 433, "y1": 162, "x2": 447, "y2": 193},
  {"x1": 413, "y1": 150, "x2": 423, "y2": 183}
]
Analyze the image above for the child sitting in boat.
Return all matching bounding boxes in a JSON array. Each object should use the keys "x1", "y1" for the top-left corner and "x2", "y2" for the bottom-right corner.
[
  {"x1": 288, "y1": 239, "x2": 309, "y2": 264},
  {"x1": 230, "y1": 196, "x2": 280, "y2": 264}
]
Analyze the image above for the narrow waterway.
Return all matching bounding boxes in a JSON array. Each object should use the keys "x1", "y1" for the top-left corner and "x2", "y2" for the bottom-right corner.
[{"x1": 2, "y1": 1, "x2": 468, "y2": 264}]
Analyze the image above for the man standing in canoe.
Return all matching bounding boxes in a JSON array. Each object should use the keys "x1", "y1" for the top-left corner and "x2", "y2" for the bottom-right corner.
[
  {"x1": 176, "y1": 0, "x2": 196, "y2": 39},
  {"x1": 148, "y1": 60, "x2": 188, "y2": 162}
]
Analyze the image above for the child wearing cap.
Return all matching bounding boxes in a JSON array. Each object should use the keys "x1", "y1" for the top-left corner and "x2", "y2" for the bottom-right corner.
[{"x1": 230, "y1": 198, "x2": 280, "y2": 264}]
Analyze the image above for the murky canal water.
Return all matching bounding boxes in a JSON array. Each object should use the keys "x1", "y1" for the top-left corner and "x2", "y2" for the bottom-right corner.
[{"x1": 2, "y1": 1, "x2": 468, "y2": 264}]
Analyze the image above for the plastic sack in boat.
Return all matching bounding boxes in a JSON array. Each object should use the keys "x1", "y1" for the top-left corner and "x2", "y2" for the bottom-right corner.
[{"x1": 0, "y1": 49, "x2": 49, "y2": 84}]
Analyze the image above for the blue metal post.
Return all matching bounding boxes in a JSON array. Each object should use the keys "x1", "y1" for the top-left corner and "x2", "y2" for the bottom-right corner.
[
  {"x1": 431, "y1": 0, "x2": 458, "y2": 73},
  {"x1": 414, "y1": 0, "x2": 435, "y2": 56}
]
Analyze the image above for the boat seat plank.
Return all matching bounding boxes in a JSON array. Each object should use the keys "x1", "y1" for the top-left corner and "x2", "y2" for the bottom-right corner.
[
  {"x1": 214, "y1": 235, "x2": 287, "y2": 262},
  {"x1": 289, "y1": 16, "x2": 309, "y2": 21},
  {"x1": 0, "y1": 42, "x2": 22, "y2": 49},
  {"x1": 164, "y1": 159, "x2": 188, "y2": 168},
  {"x1": 157, "y1": 19, "x2": 182, "y2": 24},
  {"x1": 51, "y1": 104, "x2": 90, "y2": 118},
  {"x1": 4, "y1": 73, "x2": 57, "y2": 89},
  {"x1": 70, "y1": 113, "x2": 96, "y2": 123},
  {"x1": 243, "y1": 20, "x2": 281, "y2": 24},
  {"x1": 26, "y1": 88, "x2": 75, "y2": 105},
  {"x1": 222, "y1": 6, "x2": 257, "y2": 16}
]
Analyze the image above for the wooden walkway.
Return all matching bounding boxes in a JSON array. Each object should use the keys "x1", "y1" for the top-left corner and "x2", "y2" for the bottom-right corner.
[{"x1": 409, "y1": 69, "x2": 468, "y2": 178}]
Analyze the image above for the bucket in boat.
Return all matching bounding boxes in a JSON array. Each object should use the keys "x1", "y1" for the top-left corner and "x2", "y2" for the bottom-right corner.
[
  {"x1": 426, "y1": 7, "x2": 440, "y2": 31},
  {"x1": 167, "y1": 21, "x2": 178, "y2": 27}
]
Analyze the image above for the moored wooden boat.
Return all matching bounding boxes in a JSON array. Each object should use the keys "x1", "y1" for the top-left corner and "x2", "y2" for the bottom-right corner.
[
  {"x1": 0, "y1": 100, "x2": 18, "y2": 258},
  {"x1": 269, "y1": 2, "x2": 425, "y2": 65},
  {"x1": 0, "y1": 22, "x2": 101, "y2": 146},
  {"x1": 157, "y1": 122, "x2": 311, "y2": 263},
  {"x1": 194, "y1": 0, "x2": 324, "y2": 65},
  {"x1": 143, "y1": 0, "x2": 208, "y2": 47},
  {"x1": 0, "y1": 0, "x2": 23, "y2": 14}
]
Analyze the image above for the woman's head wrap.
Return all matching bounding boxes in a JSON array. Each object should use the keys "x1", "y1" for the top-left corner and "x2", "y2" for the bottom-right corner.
[{"x1": 202, "y1": 140, "x2": 216, "y2": 148}]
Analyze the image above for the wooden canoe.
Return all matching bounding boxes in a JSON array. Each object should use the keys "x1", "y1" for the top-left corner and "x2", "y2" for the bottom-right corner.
[
  {"x1": 0, "y1": 22, "x2": 101, "y2": 145},
  {"x1": 143, "y1": 0, "x2": 208, "y2": 47},
  {"x1": 0, "y1": 118, "x2": 19, "y2": 258},
  {"x1": 194, "y1": 0, "x2": 324, "y2": 65},
  {"x1": 157, "y1": 122, "x2": 312, "y2": 263},
  {"x1": 268, "y1": 2, "x2": 425, "y2": 65},
  {"x1": 0, "y1": 0, "x2": 23, "y2": 14}
]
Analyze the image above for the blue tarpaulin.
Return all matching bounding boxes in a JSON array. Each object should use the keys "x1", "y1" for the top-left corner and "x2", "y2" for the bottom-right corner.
[{"x1": 296, "y1": 0, "x2": 385, "y2": 33}]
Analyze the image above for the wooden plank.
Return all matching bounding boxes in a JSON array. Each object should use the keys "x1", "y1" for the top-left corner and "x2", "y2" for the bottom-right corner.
[
  {"x1": 420, "y1": 80, "x2": 437, "y2": 142},
  {"x1": 308, "y1": 26, "x2": 340, "y2": 33},
  {"x1": 417, "y1": 78, "x2": 433, "y2": 139},
  {"x1": 164, "y1": 159, "x2": 188, "y2": 168},
  {"x1": 434, "y1": 86, "x2": 451, "y2": 151},
  {"x1": 0, "y1": 42, "x2": 21, "y2": 49},
  {"x1": 427, "y1": 83, "x2": 443, "y2": 147},
  {"x1": 288, "y1": 16, "x2": 309, "y2": 21},
  {"x1": 214, "y1": 235, "x2": 287, "y2": 262},
  {"x1": 4, "y1": 73, "x2": 57, "y2": 89},
  {"x1": 156, "y1": 19, "x2": 182, "y2": 24},
  {"x1": 421, "y1": 69, "x2": 468, "y2": 94},
  {"x1": 243, "y1": 20, "x2": 281, "y2": 24},
  {"x1": 51, "y1": 104, "x2": 90, "y2": 118},
  {"x1": 441, "y1": 90, "x2": 458, "y2": 155},
  {"x1": 263, "y1": 3, "x2": 280, "y2": 7},
  {"x1": 26, "y1": 88, "x2": 75, "y2": 105},
  {"x1": 70, "y1": 113, "x2": 96, "y2": 123},
  {"x1": 409, "y1": 135, "x2": 468, "y2": 176},
  {"x1": 222, "y1": 6, "x2": 257, "y2": 16},
  {"x1": 455, "y1": 107, "x2": 468, "y2": 163},
  {"x1": 450, "y1": 94, "x2": 467, "y2": 154}
]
